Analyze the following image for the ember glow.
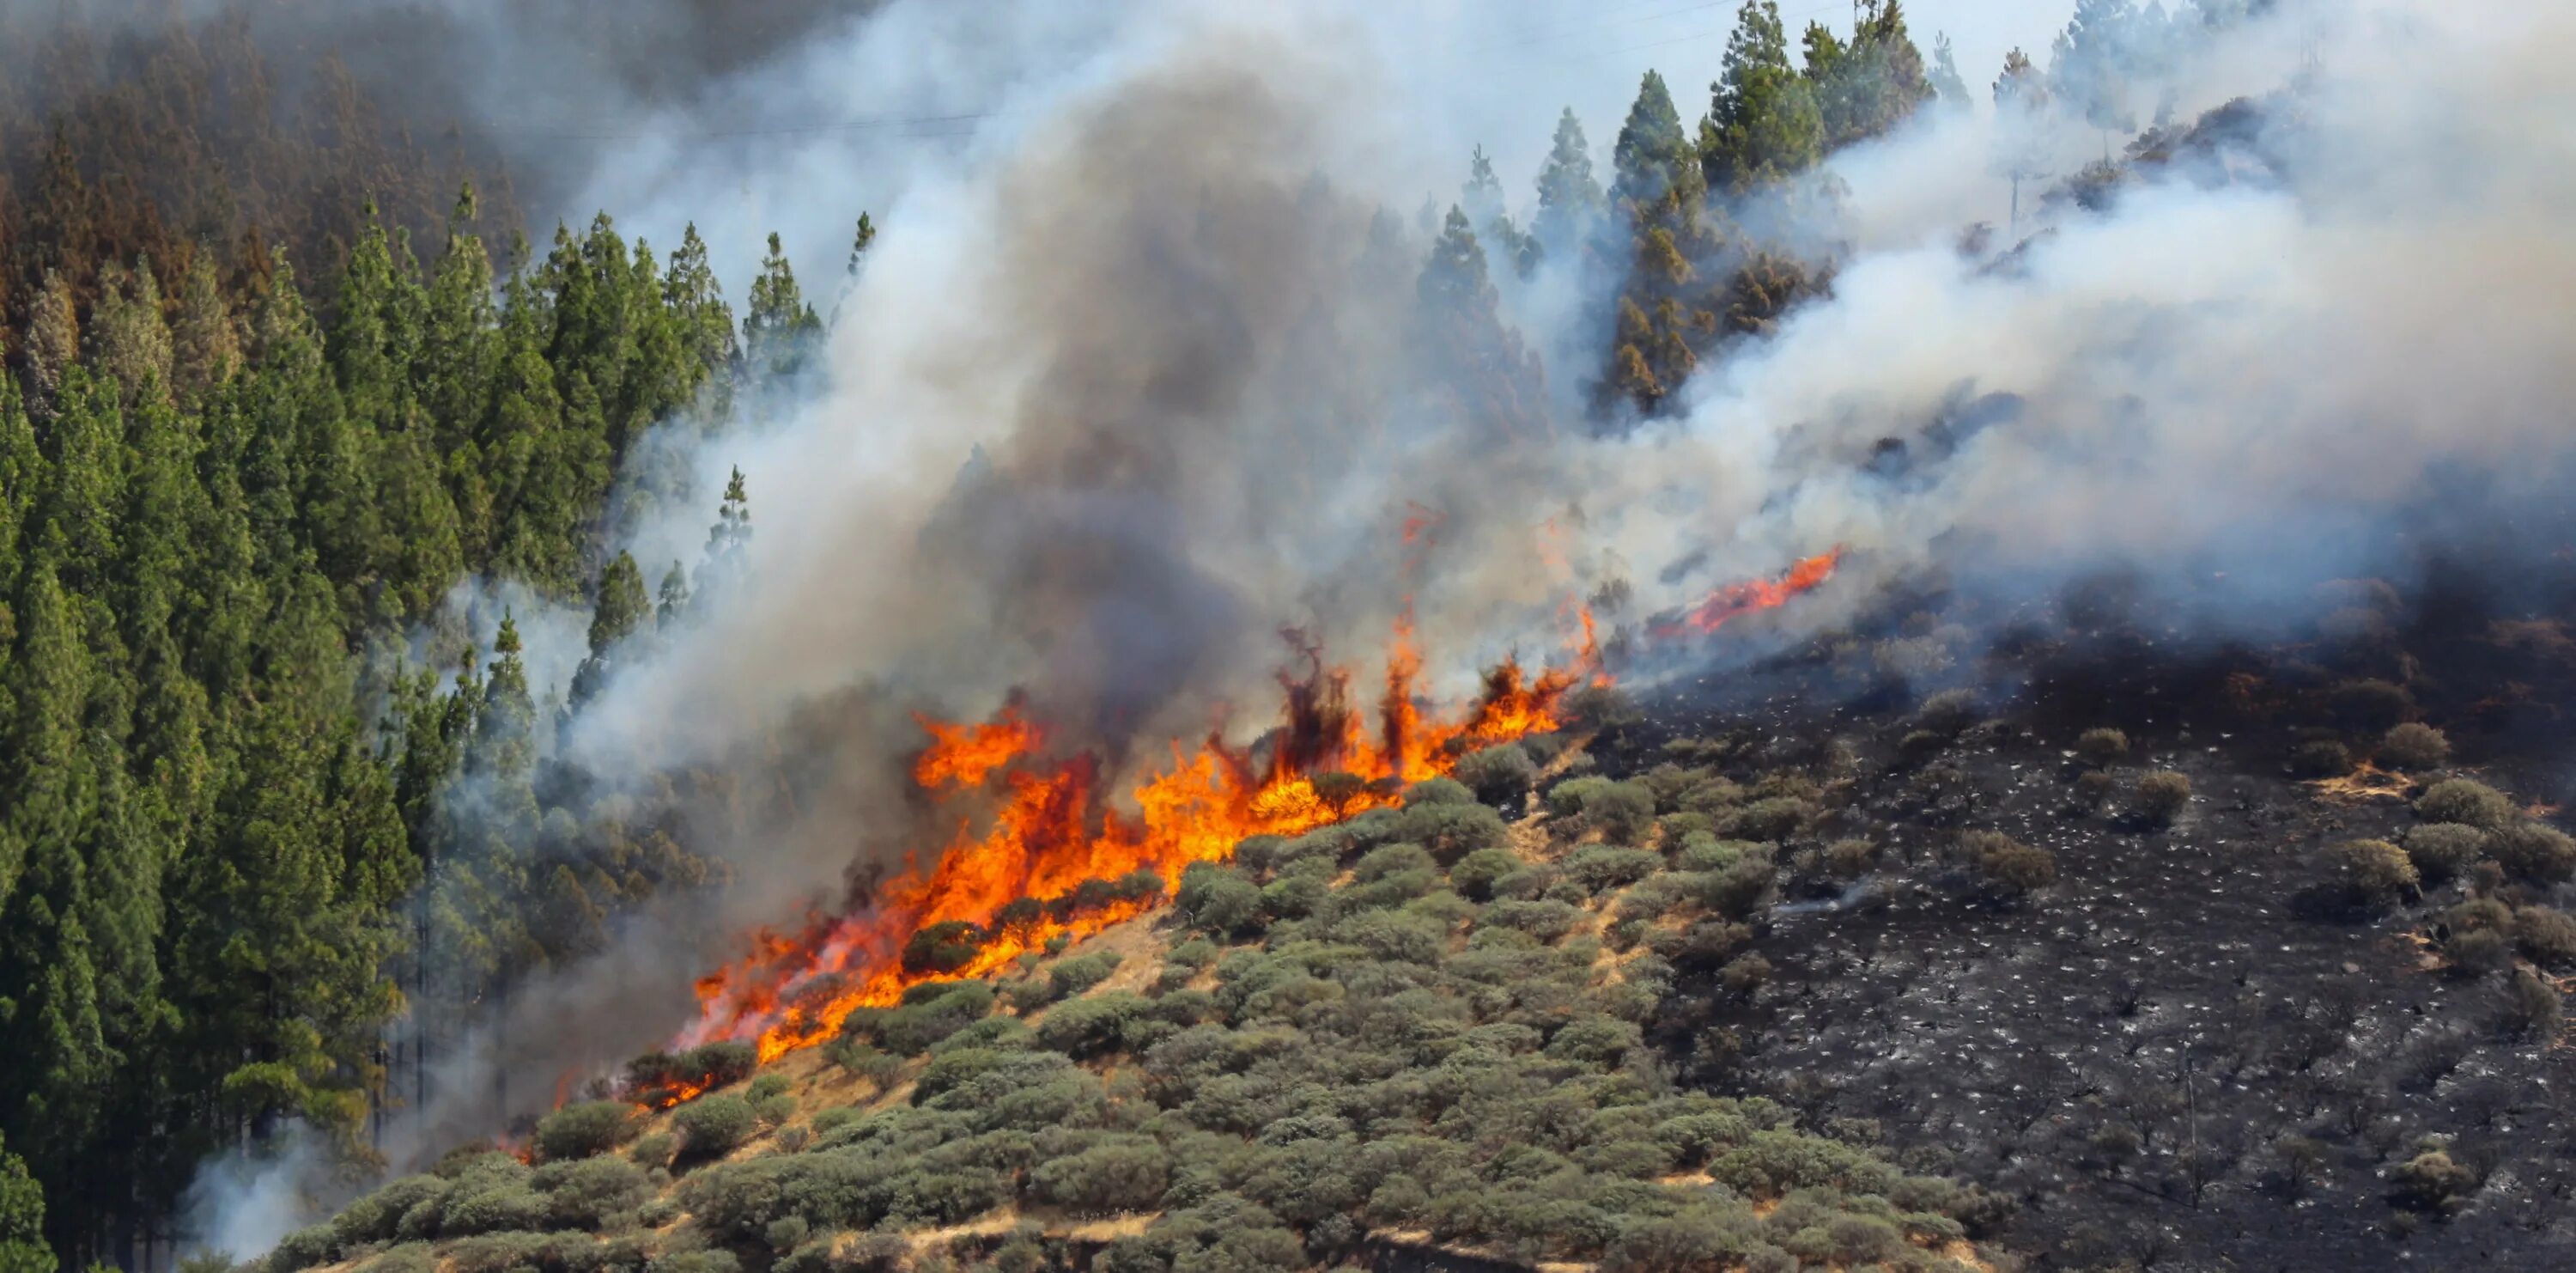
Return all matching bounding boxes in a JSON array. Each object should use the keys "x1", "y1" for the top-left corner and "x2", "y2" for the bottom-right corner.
[
  {"x1": 673, "y1": 624, "x2": 1601, "y2": 1067},
  {"x1": 1654, "y1": 547, "x2": 1846, "y2": 638}
]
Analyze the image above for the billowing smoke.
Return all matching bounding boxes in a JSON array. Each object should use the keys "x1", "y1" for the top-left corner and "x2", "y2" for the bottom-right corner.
[{"x1": 176, "y1": 0, "x2": 2576, "y2": 1245}]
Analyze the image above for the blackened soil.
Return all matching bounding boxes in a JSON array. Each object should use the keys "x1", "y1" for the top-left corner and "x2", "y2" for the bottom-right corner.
[{"x1": 1623, "y1": 632, "x2": 2576, "y2": 1272}]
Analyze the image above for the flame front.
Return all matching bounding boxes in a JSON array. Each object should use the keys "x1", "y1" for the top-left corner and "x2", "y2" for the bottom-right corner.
[
  {"x1": 1656, "y1": 547, "x2": 1846, "y2": 637},
  {"x1": 676, "y1": 626, "x2": 1601, "y2": 1067},
  {"x1": 676, "y1": 551, "x2": 1825, "y2": 1077}
]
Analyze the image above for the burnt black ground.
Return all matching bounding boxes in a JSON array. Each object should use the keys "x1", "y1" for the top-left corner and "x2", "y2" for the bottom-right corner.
[{"x1": 1613, "y1": 615, "x2": 2576, "y2": 1272}]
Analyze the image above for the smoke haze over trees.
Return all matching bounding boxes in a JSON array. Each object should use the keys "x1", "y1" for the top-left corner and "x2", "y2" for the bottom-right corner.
[{"x1": 2, "y1": 0, "x2": 2574, "y2": 1267}]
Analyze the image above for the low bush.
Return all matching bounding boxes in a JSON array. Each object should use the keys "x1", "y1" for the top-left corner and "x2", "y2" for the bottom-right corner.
[
  {"x1": 331, "y1": 1175, "x2": 449, "y2": 1248},
  {"x1": 2292, "y1": 740, "x2": 2353, "y2": 777},
  {"x1": 1481, "y1": 898, "x2": 1585, "y2": 942},
  {"x1": 2391, "y1": 1148, "x2": 2476, "y2": 1215},
  {"x1": 673, "y1": 1094, "x2": 758, "y2": 1164},
  {"x1": 1917, "y1": 689, "x2": 1981, "y2": 738},
  {"x1": 1962, "y1": 831, "x2": 2055, "y2": 903},
  {"x1": 2403, "y1": 823, "x2": 2488, "y2": 886},
  {"x1": 1176, "y1": 862, "x2": 1265, "y2": 937},
  {"x1": 1715, "y1": 796, "x2": 1812, "y2": 844},
  {"x1": 1823, "y1": 838, "x2": 1876, "y2": 880},
  {"x1": 2514, "y1": 906, "x2": 2576, "y2": 969},
  {"x1": 1564, "y1": 844, "x2": 1661, "y2": 894},
  {"x1": 1719, "y1": 955, "x2": 1773, "y2": 995},
  {"x1": 2133, "y1": 770, "x2": 2191, "y2": 825},
  {"x1": 2330, "y1": 678, "x2": 2414, "y2": 730},
  {"x1": 265, "y1": 1225, "x2": 337, "y2": 1273},
  {"x1": 2379, "y1": 722, "x2": 2451, "y2": 770},
  {"x1": 626, "y1": 1133, "x2": 675, "y2": 1169},
  {"x1": 1394, "y1": 801, "x2": 1510, "y2": 864},
  {"x1": 1448, "y1": 846, "x2": 1522, "y2": 902},
  {"x1": 2327, "y1": 839, "x2": 2419, "y2": 912},
  {"x1": 533, "y1": 1101, "x2": 640, "y2": 1164},
  {"x1": 538, "y1": 1156, "x2": 651, "y2": 1229},
  {"x1": 2075, "y1": 728, "x2": 2129, "y2": 766},
  {"x1": 2416, "y1": 779, "x2": 2518, "y2": 831},
  {"x1": 1454, "y1": 743, "x2": 1537, "y2": 802},
  {"x1": 1028, "y1": 1136, "x2": 1170, "y2": 1215},
  {"x1": 1405, "y1": 777, "x2": 1475, "y2": 807},
  {"x1": 2489, "y1": 821, "x2": 2576, "y2": 884}
]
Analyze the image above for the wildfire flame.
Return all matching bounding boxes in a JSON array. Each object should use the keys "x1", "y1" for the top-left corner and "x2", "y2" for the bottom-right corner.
[
  {"x1": 1653, "y1": 547, "x2": 1846, "y2": 638},
  {"x1": 668, "y1": 552, "x2": 1827, "y2": 1086},
  {"x1": 673, "y1": 624, "x2": 1601, "y2": 1069}
]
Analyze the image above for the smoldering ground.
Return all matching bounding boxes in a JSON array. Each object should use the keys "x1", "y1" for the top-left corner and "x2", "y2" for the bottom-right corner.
[{"x1": 179, "y1": 0, "x2": 2576, "y2": 1252}]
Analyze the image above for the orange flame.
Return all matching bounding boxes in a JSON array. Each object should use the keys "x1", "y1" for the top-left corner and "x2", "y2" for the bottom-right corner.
[
  {"x1": 1655, "y1": 547, "x2": 1846, "y2": 637},
  {"x1": 671, "y1": 628, "x2": 1592, "y2": 1070}
]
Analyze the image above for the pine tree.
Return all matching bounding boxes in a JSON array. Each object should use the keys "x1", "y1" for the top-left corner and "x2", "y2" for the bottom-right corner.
[
  {"x1": 1704, "y1": 1, "x2": 1826, "y2": 193},
  {"x1": 1807, "y1": 1, "x2": 1934, "y2": 149},
  {"x1": 169, "y1": 252, "x2": 242, "y2": 403},
  {"x1": 742, "y1": 232, "x2": 822, "y2": 382},
  {"x1": 1929, "y1": 32, "x2": 1972, "y2": 109},
  {"x1": 1993, "y1": 47, "x2": 2053, "y2": 228},
  {"x1": 20, "y1": 270, "x2": 80, "y2": 423},
  {"x1": 1415, "y1": 209, "x2": 1544, "y2": 440},
  {"x1": 2053, "y1": 0, "x2": 2142, "y2": 145},
  {"x1": 568, "y1": 551, "x2": 648, "y2": 709},
  {"x1": 88, "y1": 259, "x2": 174, "y2": 411},
  {"x1": 846, "y1": 213, "x2": 877, "y2": 277},
  {"x1": 1532, "y1": 107, "x2": 1604, "y2": 250},
  {"x1": 0, "y1": 1130, "x2": 46, "y2": 1273},
  {"x1": 665, "y1": 224, "x2": 739, "y2": 399},
  {"x1": 1612, "y1": 71, "x2": 1703, "y2": 222},
  {"x1": 693, "y1": 468, "x2": 753, "y2": 604},
  {"x1": 656, "y1": 561, "x2": 691, "y2": 630},
  {"x1": 419, "y1": 184, "x2": 500, "y2": 460}
]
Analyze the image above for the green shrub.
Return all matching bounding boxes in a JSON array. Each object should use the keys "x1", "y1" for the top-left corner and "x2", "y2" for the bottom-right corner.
[
  {"x1": 2508, "y1": 968, "x2": 2564, "y2": 1038},
  {"x1": 2133, "y1": 770, "x2": 2190, "y2": 825},
  {"x1": 673, "y1": 1094, "x2": 757, "y2": 1163},
  {"x1": 1176, "y1": 862, "x2": 1265, "y2": 935},
  {"x1": 534, "y1": 1102, "x2": 640, "y2": 1163},
  {"x1": 1546, "y1": 1015, "x2": 1643, "y2": 1066},
  {"x1": 2327, "y1": 839, "x2": 2418, "y2": 911},
  {"x1": 859, "y1": 980, "x2": 996, "y2": 1055},
  {"x1": 1258, "y1": 873, "x2": 1328, "y2": 921},
  {"x1": 2490, "y1": 821, "x2": 2576, "y2": 883},
  {"x1": 1029, "y1": 1136, "x2": 1170, "y2": 1215},
  {"x1": 646, "y1": 1252, "x2": 741, "y2": 1273},
  {"x1": 437, "y1": 1182, "x2": 544, "y2": 1236},
  {"x1": 1165, "y1": 936, "x2": 1218, "y2": 969},
  {"x1": 1394, "y1": 801, "x2": 1511, "y2": 864},
  {"x1": 538, "y1": 1156, "x2": 651, "y2": 1229},
  {"x1": 1405, "y1": 777, "x2": 1475, "y2": 807},
  {"x1": 2075, "y1": 728, "x2": 2129, "y2": 766},
  {"x1": 1353, "y1": 841, "x2": 1438, "y2": 884},
  {"x1": 1674, "y1": 835, "x2": 1749, "y2": 874},
  {"x1": 2380, "y1": 722, "x2": 2451, "y2": 770},
  {"x1": 1546, "y1": 776, "x2": 1614, "y2": 819},
  {"x1": 1719, "y1": 954, "x2": 1772, "y2": 994},
  {"x1": 2416, "y1": 779, "x2": 2518, "y2": 831},
  {"x1": 1697, "y1": 850, "x2": 1777, "y2": 920},
  {"x1": 1481, "y1": 898, "x2": 1584, "y2": 942},
  {"x1": 824, "y1": 1040, "x2": 904, "y2": 1087},
  {"x1": 2403, "y1": 823, "x2": 2488, "y2": 885},
  {"x1": 1563, "y1": 844, "x2": 1661, "y2": 894},
  {"x1": 265, "y1": 1225, "x2": 337, "y2": 1273},
  {"x1": 755, "y1": 1093, "x2": 798, "y2": 1128},
  {"x1": 1454, "y1": 743, "x2": 1537, "y2": 802},
  {"x1": 1448, "y1": 847, "x2": 1522, "y2": 901},
  {"x1": 626, "y1": 1133, "x2": 675, "y2": 1169},
  {"x1": 1048, "y1": 950, "x2": 1124, "y2": 998},
  {"x1": 2072, "y1": 769, "x2": 2115, "y2": 808},
  {"x1": 332, "y1": 1175, "x2": 449, "y2": 1247},
  {"x1": 1714, "y1": 796, "x2": 1810, "y2": 844},
  {"x1": 2391, "y1": 1148, "x2": 2477, "y2": 1214},
  {"x1": 1035, "y1": 992, "x2": 1153, "y2": 1058}
]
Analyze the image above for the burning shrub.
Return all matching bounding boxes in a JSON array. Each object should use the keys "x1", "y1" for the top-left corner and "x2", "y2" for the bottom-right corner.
[
  {"x1": 1029, "y1": 1135, "x2": 1171, "y2": 1215},
  {"x1": 2326, "y1": 840, "x2": 2420, "y2": 913},
  {"x1": 2403, "y1": 824, "x2": 2489, "y2": 885},
  {"x1": 2071, "y1": 727, "x2": 2133, "y2": 768},
  {"x1": 533, "y1": 1101, "x2": 641, "y2": 1163},
  {"x1": 1454, "y1": 742, "x2": 1538, "y2": 803},
  {"x1": 1564, "y1": 844, "x2": 1661, "y2": 894},
  {"x1": 1176, "y1": 862, "x2": 1264, "y2": 937},
  {"x1": 1448, "y1": 846, "x2": 1522, "y2": 902},
  {"x1": 900, "y1": 920, "x2": 991, "y2": 978},
  {"x1": 2132, "y1": 770, "x2": 2191, "y2": 825},
  {"x1": 2330, "y1": 679, "x2": 2415, "y2": 730},
  {"x1": 1962, "y1": 831, "x2": 2056, "y2": 904},
  {"x1": 2416, "y1": 778, "x2": 2518, "y2": 831},
  {"x1": 673, "y1": 1094, "x2": 758, "y2": 1163},
  {"x1": 1394, "y1": 801, "x2": 1510, "y2": 864},
  {"x1": 538, "y1": 1156, "x2": 651, "y2": 1229},
  {"x1": 2488, "y1": 821, "x2": 2576, "y2": 884},
  {"x1": 2380, "y1": 722, "x2": 2452, "y2": 770},
  {"x1": 1405, "y1": 777, "x2": 1475, "y2": 807},
  {"x1": 2515, "y1": 906, "x2": 2576, "y2": 969},
  {"x1": 2292, "y1": 739, "x2": 2354, "y2": 777}
]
